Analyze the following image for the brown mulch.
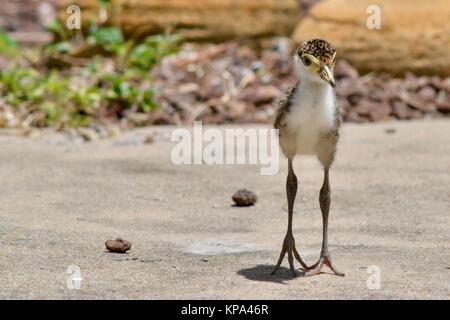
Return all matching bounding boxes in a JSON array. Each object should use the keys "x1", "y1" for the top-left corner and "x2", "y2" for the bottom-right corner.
[{"x1": 150, "y1": 39, "x2": 450, "y2": 126}]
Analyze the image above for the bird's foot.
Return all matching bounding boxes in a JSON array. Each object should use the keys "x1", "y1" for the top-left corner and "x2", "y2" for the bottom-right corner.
[
  {"x1": 271, "y1": 233, "x2": 308, "y2": 277},
  {"x1": 304, "y1": 254, "x2": 344, "y2": 277}
]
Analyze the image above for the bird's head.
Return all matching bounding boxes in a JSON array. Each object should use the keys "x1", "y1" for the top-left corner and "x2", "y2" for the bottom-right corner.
[{"x1": 294, "y1": 39, "x2": 337, "y2": 88}]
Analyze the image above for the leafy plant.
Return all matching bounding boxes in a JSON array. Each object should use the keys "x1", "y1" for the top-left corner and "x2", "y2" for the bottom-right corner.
[
  {"x1": 0, "y1": 23, "x2": 181, "y2": 128},
  {"x1": 128, "y1": 34, "x2": 181, "y2": 71},
  {"x1": 90, "y1": 27, "x2": 124, "y2": 52},
  {"x1": 45, "y1": 20, "x2": 68, "y2": 41},
  {"x1": 0, "y1": 28, "x2": 18, "y2": 58}
]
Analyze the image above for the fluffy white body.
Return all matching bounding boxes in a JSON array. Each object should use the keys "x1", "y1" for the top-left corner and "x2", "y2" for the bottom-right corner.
[{"x1": 285, "y1": 57, "x2": 337, "y2": 155}]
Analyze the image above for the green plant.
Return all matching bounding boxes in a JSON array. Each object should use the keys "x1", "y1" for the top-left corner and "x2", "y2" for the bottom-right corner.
[
  {"x1": 0, "y1": 28, "x2": 18, "y2": 58},
  {"x1": 128, "y1": 34, "x2": 181, "y2": 71},
  {"x1": 0, "y1": 23, "x2": 181, "y2": 128}
]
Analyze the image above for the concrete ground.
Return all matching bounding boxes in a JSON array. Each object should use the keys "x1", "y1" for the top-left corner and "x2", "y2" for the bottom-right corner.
[{"x1": 0, "y1": 120, "x2": 449, "y2": 299}]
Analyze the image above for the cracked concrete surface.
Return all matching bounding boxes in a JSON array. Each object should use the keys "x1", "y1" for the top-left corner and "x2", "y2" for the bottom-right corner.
[{"x1": 0, "y1": 120, "x2": 449, "y2": 299}]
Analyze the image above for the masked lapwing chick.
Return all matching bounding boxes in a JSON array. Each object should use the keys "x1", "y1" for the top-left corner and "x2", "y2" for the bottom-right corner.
[{"x1": 271, "y1": 39, "x2": 344, "y2": 277}]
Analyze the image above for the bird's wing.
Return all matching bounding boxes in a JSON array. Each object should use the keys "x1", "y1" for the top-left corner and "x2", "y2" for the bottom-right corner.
[
  {"x1": 333, "y1": 101, "x2": 343, "y2": 133},
  {"x1": 274, "y1": 82, "x2": 299, "y2": 129}
]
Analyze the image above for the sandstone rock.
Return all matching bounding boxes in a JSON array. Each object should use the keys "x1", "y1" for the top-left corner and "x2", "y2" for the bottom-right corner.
[
  {"x1": 59, "y1": 0, "x2": 300, "y2": 41},
  {"x1": 292, "y1": 0, "x2": 450, "y2": 76}
]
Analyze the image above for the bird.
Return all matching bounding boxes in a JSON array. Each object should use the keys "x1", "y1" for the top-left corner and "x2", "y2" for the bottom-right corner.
[{"x1": 271, "y1": 39, "x2": 344, "y2": 277}]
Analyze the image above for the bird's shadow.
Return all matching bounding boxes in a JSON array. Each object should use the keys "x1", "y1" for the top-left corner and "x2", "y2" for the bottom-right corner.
[{"x1": 237, "y1": 265, "x2": 304, "y2": 284}]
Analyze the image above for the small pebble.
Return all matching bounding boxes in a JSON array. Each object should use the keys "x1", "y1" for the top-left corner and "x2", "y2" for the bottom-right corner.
[
  {"x1": 105, "y1": 238, "x2": 132, "y2": 253},
  {"x1": 385, "y1": 128, "x2": 397, "y2": 134},
  {"x1": 232, "y1": 189, "x2": 257, "y2": 207},
  {"x1": 144, "y1": 135, "x2": 155, "y2": 144}
]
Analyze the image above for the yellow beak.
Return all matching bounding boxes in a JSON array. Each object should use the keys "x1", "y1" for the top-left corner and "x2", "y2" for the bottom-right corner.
[{"x1": 320, "y1": 65, "x2": 336, "y2": 88}]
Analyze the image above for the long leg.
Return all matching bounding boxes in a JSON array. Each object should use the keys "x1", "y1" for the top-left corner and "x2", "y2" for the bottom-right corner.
[
  {"x1": 271, "y1": 158, "x2": 308, "y2": 276},
  {"x1": 305, "y1": 168, "x2": 344, "y2": 276}
]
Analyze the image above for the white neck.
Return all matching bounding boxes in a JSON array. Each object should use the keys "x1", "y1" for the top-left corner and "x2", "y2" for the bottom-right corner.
[
  {"x1": 295, "y1": 75, "x2": 335, "y2": 109},
  {"x1": 299, "y1": 77, "x2": 332, "y2": 94}
]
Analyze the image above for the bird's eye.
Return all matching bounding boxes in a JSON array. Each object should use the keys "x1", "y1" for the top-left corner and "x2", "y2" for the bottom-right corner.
[{"x1": 302, "y1": 56, "x2": 311, "y2": 66}]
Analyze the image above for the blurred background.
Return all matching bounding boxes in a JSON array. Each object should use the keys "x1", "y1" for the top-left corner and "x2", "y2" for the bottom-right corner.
[{"x1": 0, "y1": 0, "x2": 448, "y2": 136}]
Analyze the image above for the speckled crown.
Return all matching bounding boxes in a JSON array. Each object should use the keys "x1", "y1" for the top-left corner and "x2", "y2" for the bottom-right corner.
[{"x1": 297, "y1": 39, "x2": 336, "y2": 62}]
